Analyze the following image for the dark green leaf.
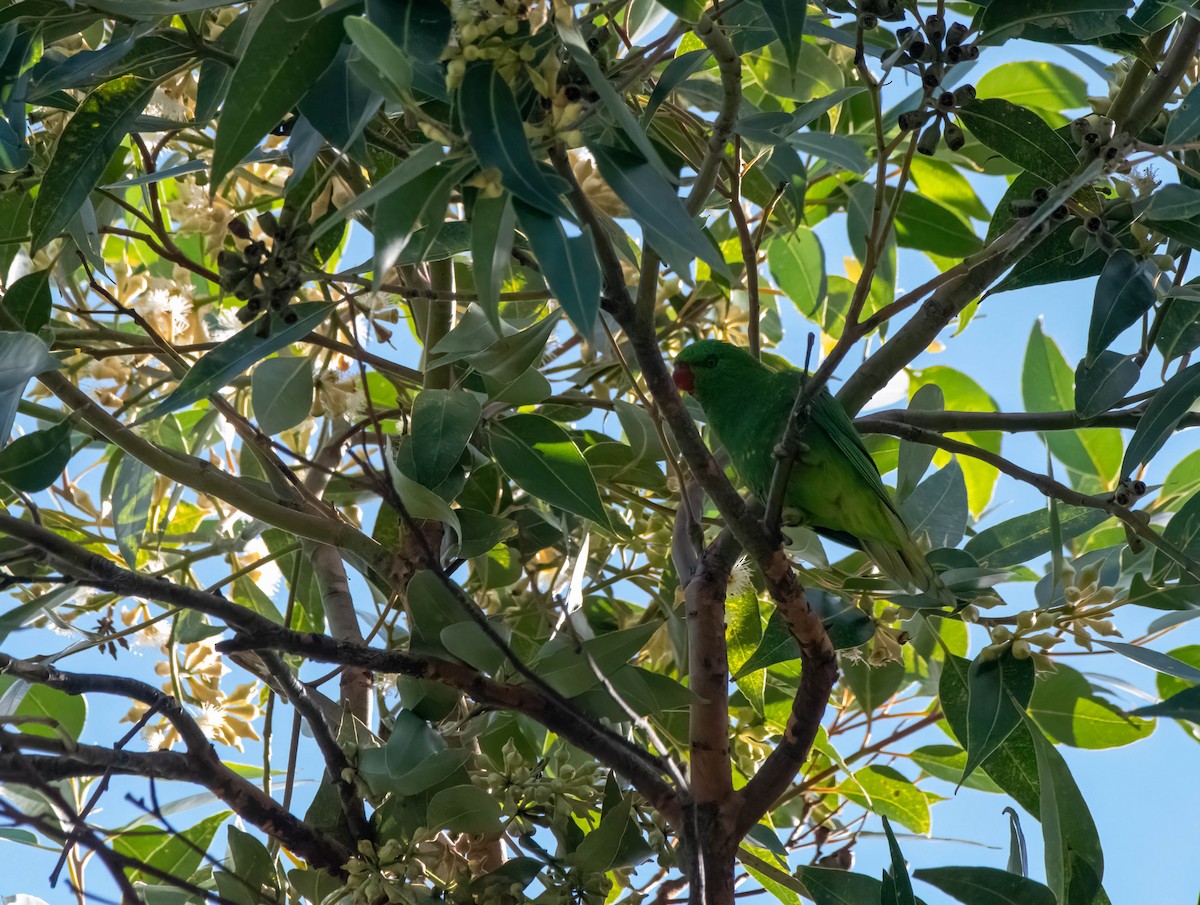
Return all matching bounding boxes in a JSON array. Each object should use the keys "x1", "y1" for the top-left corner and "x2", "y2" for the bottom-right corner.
[
  {"x1": 643, "y1": 49, "x2": 708, "y2": 124},
  {"x1": 1122, "y1": 361, "x2": 1200, "y2": 477},
  {"x1": 1028, "y1": 713, "x2": 1104, "y2": 904},
  {"x1": 112, "y1": 447, "x2": 154, "y2": 568},
  {"x1": 881, "y1": 817, "x2": 915, "y2": 905},
  {"x1": 956, "y1": 99, "x2": 1077, "y2": 184},
  {"x1": 0, "y1": 420, "x2": 73, "y2": 491},
  {"x1": 488, "y1": 414, "x2": 607, "y2": 524},
  {"x1": 533, "y1": 623, "x2": 659, "y2": 696},
  {"x1": 589, "y1": 142, "x2": 728, "y2": 279},
  {"x1": 211, "y1": 0, "x2": 347, "y2": 189},
  {"x1": 840, "y1": 765, "x2": 930, "y2": 834},
  {"x1": 299, "y1": 42, "x2": 383, "y2": 152},
  {"x1": 408, "y1": 388, "x2": 481, "y2": 488},
  {"x1": 373, "y1": 161, "x2": 460, "y2": 283},
  {"x1": 965, "y1": 505, "x2": 1108, "y2": 568},
  {"x1": 513, "y1": 200, "x2": 600, "y2": 337},
  {"x1": 1144, "y1": 183, "x2": 1200, "y2": 220},
  {"x1": 30, "y1": 75, "x2": 157, "y2": 250},
  {"x1": 139, "y1": 303, "x2": 333, "y2": 421},
  {"x1": 899, "y1": 458, "x2": 968, "y2": 549},
  {"x1": 1088, "y1": 251, "x2": 1156, "y2": 360},
  {"x1": 980, "y1": 0, "x2": 1130, "y2": 42},
  {"x1": 1166, "y1": 82, "x2": 1200, "y2": 145},
  {"x1": 471, "y1": 192, "x2": 516, "y2": 330},
  {"x1": 789, "y1": 131, "x2": 870, "y2": 175},
  {"x1": 939, "y1": 654, "x2": 1041, "y2": 816},
  {"x1": 1155, "y1": 290, "x2": 1200, "y2": 363},
  {"x1": 992, "y1": 222, "x2": 1105, "y2": 295},
  {"x1": 908, "y1": 744, "x2": 1003, "y2": 792},
  {"x1": 1, "y1": 268, "x2": 51, "y2": 332},
  {"x1": 914, "y1": 867, "x2": 1056, "y2": 905},
  {"x1": 758, "y1": 0, "x2": 806, "y2": 73},
  {"x1": 897, "y1": 384, "x2": 943, "y2": 503},
  {"x1": 1131, "y1": 683, "x2": 1200, "y2": 720},
  {"x1": 459, "y1": 61, "x2": 570, "y2": 219},
  {"x1": 793, "y1": 866, "x2": 883, "y2": 905},
  {"x1": 1075, "y1": 351, "x2": 1140, "y2": 419},
  {"x1": 962, "y1": 651, "x2": 1036, "y2": 785},
  {"x1": 427, "y1": 785, "x2": 503, "y2": 835},
  {"x1": 893, "y1": 191, "x2": 982, "y2": 258},
  {"x1": 570, "y1": 796, "x2": 652, "y2": 872},
  {"x1": 1095, "y1": 638, "x2": 1200, "y2": 682},
  {"x1": 841, "y1": 655, "x2": 905, "y2": 712},
  {"x1": 364, "y1": 0, "x2": 451, "y2": 99},
  {"x1": 251, "y1": 356, "x2": 313, "y2": 436},
  {"x1": 1154, "y1": 487, "x2": 1200, "y2": 580}
]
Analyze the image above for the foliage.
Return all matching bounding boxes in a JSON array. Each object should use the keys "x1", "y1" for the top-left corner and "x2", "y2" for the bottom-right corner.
[{"x1": 0, "y1": 0, "x2": 1197, "y2": 904}]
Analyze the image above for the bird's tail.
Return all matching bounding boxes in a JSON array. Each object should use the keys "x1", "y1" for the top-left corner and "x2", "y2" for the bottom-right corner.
[{"x1": 863, "y1": 538, "x2": 957, "y2": 608}]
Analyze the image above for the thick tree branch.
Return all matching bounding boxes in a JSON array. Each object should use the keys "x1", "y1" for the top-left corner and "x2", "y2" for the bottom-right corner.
[
  {"x1": 1125, "y1": 17, "x2": 1200, "y2": 135},
  {"x1": 0, "y1": 653, "x2": 354, "y2": 871}
]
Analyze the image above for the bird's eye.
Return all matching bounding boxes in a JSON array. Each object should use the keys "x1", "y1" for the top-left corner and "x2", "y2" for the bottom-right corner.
[{"x1": 702, "y1": 354, "x2": 718, "y2": 368}]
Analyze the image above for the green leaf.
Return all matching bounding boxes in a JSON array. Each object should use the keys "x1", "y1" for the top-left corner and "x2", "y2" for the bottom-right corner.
[
  {"x1": 962, "y1": 651, "x2": 1036, "y2": 785},
  {"x1": 1088, "y1": 250, "x2": 1156, "y2": 360},
  {"x1": 1144, "y1": 183, "x2": 1200, "y2": 220},
  {"x1": 1155, "y1": 287, "x2": 1200, "y2": 363},
  {"x1": 533, "y1": 623, "x2": 659, "y2": 696},
  {"x1": 758, "y1": 0, "x2": 806, "y2": 74},
  {"x1": 570, "y1": 795, "x2": 652, "y2": 872},
  {"x1": 896, "y1": 384, "x2": 943, "y2": 503},
  {"x1": 992, "y1": 222, "x2": 1105, "y2": 295},
  {"x1": 112, "y1": 810, "x2": 230, "y2": 885},
  {"x1": 488, "y1": 414, "x2": 607, "y2": 524},
  {"x1": 1095, "y1": 638, "x2": 1200, "y2": 682},
  {"x1": 112, "y1": 447, "x2": 155, "y2": 568},
  {"x1": 767, "y1": 227, "x2": 826, "y2": 319},
  {"x1": 727, "y1": 587, "x2": 765, "y2": 715},
  {"x1": 980, "y1": 0, "x2": 1129, "y2": 42},
  {"x1": 427, "y1": 784, "x2": 503, "y2": 834},
  {"x1": 1154, "y1": 487, "x2": 1200, "y2": 581},
  {"x1": 0, "y1": 420, "x2": 73, "y2": 491},
  {"x1": 899, "y1": 458, "x2": 968, "y2": 549},
  {"x1": 513, "y1": 201, "x2": 600, "y2": 337},
  {"x1": 908, "y1": 744, "x2": 1004, "y2": 792},
  {"x1": 471, "y1": 192, "x2": 516, "y2": 330},
  {"x1": 789, "y1": 131, "x2": 870, "y2": 175},
  {"x1": 211, "y1": 0, "x2": 347, "y2": 190},
  {"x1": 975, "y1": 61, "x2": 1087, "y2": 112},
  {"x1": 1132, "y1": 683, "x2": 1200, "y2": 720},
  {"x1": 893, "y1": 191, "x2": 982, "y2": 258},
  {"x1": 913, "y1": 867, "x2": 1056, "y2": 905},
  {"x1": 1028, "y1": 712, "x2": 1104, "y2": 904},
  {"x1": 407, "y1": 388, "x2": 481, "y2": 488},
  {"x1": 1166, "y1": 82, "x2": 1200, "y2": 145},
  {"x1": 1029, "y1": 664, "x2": 1152, "y2": 749},
  {"x1": 909, "y1": 157, "x2": 989, "y2": 221},
  {"x1": 589, "y1": 142, "x2": 728, "y2": 280},
  {"x1": 965, "y1": 505, "x2": 1109, "y2": 568},
  {"x1": 344, "y1": 15, "x2": 412, "y2": 99},
  {"x1": 793, "y1": 866, "x2": 884, "y2": 905},
  {"x1": 225, "y1": 825, "x2": 277, "y2": 895},
  {"x1": 1122, "y1": 361, "x2": 1200, "y2": 478},
  {"x1": 1022, "y1": 321, "x2": 1121, "y2": 484},
  {"x1": 373, "y1": 161, "x2": 461, "y2": 283},
  {"x1": 140, "y1": 303, "x2": 333, "y2": 421},
  {"x1": 956, "y1": 99, "x2": 1077, "y2": 184},
  {"x1": 30, "y1": 75, "x2": 157, "y2": 250},
  {"x1": 251, "y1": 356, "x2": 313, "y2": 436},
  {"x1": 840, "y1": 765, "x2": 931, "y2": 834},
  {"x1": 881, "y1": 817, "x2": 915, "y2": 905},
  {"x1": 386, "y1": 454, "x2": 461, "y2": 539},
  {"x1": 459, "y1": 61, "x2": 570, "y2": 219},
  {"x1": 0, "y1": 676, "x2": 86, "y2": 741},
  {"x1": 1, "y1": 268, "x2": 52, "y2": 332},
  {"x1": 840, "y1": 656, "x2": 905, "y2": 712},
  {"x1": 1075, "y1": 351, "x2": 1140, "y2": 419},
  {"x1": 939, "y1": 654, "x2": 1041, "y2": 816}
]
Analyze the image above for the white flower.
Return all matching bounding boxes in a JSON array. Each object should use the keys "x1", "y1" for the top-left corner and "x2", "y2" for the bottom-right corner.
[
  {"x1": 195, "y1": 702, "x2": 226, "y2": 740},
  {"x1": 143, "y1": 726, "x2": 173, "y2": 751},
  {"x1": 134, "y1": 287, "x2": 193, "y2": 342},
  {"x1": 241, "y1": 537, "x2": 283, "y2": 597}
]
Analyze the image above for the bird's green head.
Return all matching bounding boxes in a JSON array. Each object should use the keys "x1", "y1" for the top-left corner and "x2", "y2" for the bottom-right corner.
[{"x1": 673, "y1": 339, "x2": 761, "y2": 398}]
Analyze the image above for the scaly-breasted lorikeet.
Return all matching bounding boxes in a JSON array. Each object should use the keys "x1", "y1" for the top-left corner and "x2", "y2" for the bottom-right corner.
[{"x1": 673, "y1": 339, "x2": 953, "y2": 605}]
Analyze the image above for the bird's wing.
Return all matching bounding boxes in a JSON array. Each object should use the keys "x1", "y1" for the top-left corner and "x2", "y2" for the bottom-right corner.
[{"x1": 809, "y1": 389, "x2": 904, "y2": 519}]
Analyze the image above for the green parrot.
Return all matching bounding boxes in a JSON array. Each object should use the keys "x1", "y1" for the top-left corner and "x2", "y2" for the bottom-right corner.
[{"x1": 673, "y1": 339, "x2": 953, "y2": 606}]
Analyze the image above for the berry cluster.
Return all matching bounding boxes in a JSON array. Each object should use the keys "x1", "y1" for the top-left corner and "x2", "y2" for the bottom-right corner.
[
  {"x1": 217, "y1": 210, "x2": 311, "y2": 336},
  {"x1": 888, "y1": 12, "x2": 980, "y2": 155}
]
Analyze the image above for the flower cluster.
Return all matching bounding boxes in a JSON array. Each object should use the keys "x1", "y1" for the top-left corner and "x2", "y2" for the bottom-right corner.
[{"x1": 477, "y1": 739, "x2": 602, "y2": 835}]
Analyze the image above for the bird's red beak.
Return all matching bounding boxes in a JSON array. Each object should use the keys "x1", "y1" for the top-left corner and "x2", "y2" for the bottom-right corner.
[{"x1": 673, "y1": 362, "x2": 694, "y2": 394}]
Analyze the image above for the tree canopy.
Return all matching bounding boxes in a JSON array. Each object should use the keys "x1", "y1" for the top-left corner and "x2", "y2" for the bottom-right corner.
[{"x1": 0, "y1": 0, "x2": 1199, "y2": 904}]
